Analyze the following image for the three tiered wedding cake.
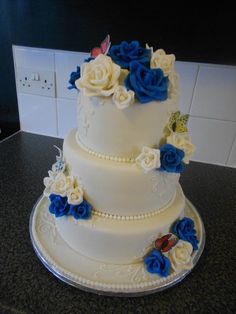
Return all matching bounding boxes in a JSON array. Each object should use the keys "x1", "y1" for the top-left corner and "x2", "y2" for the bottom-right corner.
[{"x1": 36, "y1": 36, "x2": 203, "y2": 293}]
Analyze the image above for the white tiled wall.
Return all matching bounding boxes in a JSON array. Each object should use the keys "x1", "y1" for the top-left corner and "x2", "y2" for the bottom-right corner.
[
  {"x1": 57, "y1": 98, "x2": 77, "y2": 138},
  {"x1": 14, "y1": 46, "x2": 54, "y2": 70},
  {"x1": 17, "y1": 93, "x2": 57, "y2": 136},
  {"x1": 189, "y1": 117, "x2": 236, "y2": 165},
  {"x1": 175, "y1": 62, "x2": 199, "y2": 113},
  {"x1": 191, "y1": 65, "x2": 236, "y2": 121},
  {"x1": 13, "y1": 45, "x2": 236, "y2": 167},
  {"x1": 55, "y1": 51, "x2": 89, "y2": 100}
]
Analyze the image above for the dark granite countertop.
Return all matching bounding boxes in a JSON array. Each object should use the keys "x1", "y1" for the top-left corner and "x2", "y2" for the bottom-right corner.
[{"x1": 0, "y1": 131, "x2": 236, "y2": 314}]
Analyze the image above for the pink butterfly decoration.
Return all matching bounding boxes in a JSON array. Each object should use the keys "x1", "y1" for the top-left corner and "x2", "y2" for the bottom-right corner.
[{"x1": 91, "y1": 35, "x2": 111, "y2": 58}]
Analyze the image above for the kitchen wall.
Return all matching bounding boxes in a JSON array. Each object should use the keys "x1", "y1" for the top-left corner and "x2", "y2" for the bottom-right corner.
[
  {"x1": 1, "y1": 1, "x2": 235, "y2": 140},
  {"x1": 13, "y1": 46, "x2": 236, "y2": 168}
]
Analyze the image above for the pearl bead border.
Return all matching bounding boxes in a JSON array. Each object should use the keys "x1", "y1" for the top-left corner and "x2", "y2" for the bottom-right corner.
[
  {"x1": 92, "y1": 206, "x2": 167, "y2": 220},
  {"x1": 76, "y1": 133, "x2": 135, "y2": 164},
  {"x1": 91, "y1": 192, "x2": 176, "y2": 221}
]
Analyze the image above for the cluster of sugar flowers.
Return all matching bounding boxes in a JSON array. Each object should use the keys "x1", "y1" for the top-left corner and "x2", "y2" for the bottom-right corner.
[
  {"x1": 68, "y1": 36, "x2": 177, "y2": 109},
  {"x1": 136, "y1": 111, "x2": 195, "y2": 173},
  {"x1": 43, "y1": 146, "x2": 92, "y2": 220},
  {"x1": 144, "y1": 217, "x2": 199, "y2": 277}
]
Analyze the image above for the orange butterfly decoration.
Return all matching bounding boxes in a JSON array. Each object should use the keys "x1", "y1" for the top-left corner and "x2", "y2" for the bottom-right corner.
[{"x1": 90, "y1": 35, "x2": 111, "y2": 58}]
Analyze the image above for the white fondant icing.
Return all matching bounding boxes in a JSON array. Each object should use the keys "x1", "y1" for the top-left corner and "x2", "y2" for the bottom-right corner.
[
  {"x1": 151, "y1": 172, "x2": 179, "y2": 196},
  {"x1": 37, "y1": 204, "x2": 59, "y2": 245},
  {"x1": 63, "y1": 129, "x2": 180, "y2": 216},
  {"x1": 78, "y1": 103, "x2": 90, "y2": 137},
  {"x1": 77, "y1": 73, "x2": 179, "y2": 159},
  {"x1": 55, "y1": 185, "x2": 185, "y2": 264},
  {"x1": 92, "y1": 263, "x2": 150, "y2": 283}
]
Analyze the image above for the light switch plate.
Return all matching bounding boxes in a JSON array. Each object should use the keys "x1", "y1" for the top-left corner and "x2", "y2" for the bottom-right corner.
[{"x1": 16, "y1": 67, "x2": 56, "y2": 97}]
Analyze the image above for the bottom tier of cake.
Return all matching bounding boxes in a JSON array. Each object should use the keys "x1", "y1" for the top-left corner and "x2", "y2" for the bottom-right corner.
[
  {"x1": 55, "y1": 184, "x2": 185, "y2": 265},
  {"x1": 31, "y1": 193, "x2": 204, "y2": 294}
]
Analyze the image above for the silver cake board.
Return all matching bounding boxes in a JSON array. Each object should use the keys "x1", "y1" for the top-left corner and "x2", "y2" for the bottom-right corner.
[{"x1": 29, "y1": 195, "x2": 205, "y2": 297}]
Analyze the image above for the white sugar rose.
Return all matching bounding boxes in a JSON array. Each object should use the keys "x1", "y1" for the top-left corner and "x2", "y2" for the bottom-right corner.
[
  {"x1": 43, "y1": 170, "x2": 58, "y2": 197},
  {"x1": 167, "y1": 132, "x2": 195, "y2": 164},
  {"x1": 168, "y1": 240, "x2": 193, "y2": 272},
  {"x1": 50, "y1": 172, "x2": 74, "y2": 197},
  {"x1": 112, "y1": 85, "x2": 134, "y2": 109},
  {"x1": 151, "y1": 49, "x2": 175, "y2": 76},
  {"x1": 136, "y1": 146, "x2": 160, "y2": 173},
  {"x1": 67, "y1": 187, "x2": 83, "y2": 205},
  {"x1": 76, "y1": 54, "x2": 121, "y2": 97}
]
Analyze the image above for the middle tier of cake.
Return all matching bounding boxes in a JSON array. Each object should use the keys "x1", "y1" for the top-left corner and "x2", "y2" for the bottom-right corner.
[{"x1": 64, "y1": 129, "x2": 180, "y2": 217}]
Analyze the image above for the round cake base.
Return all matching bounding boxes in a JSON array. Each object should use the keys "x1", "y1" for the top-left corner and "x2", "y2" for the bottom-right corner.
[{"x1": 29, "y1": 196, "x2": 205, "y2": 297}]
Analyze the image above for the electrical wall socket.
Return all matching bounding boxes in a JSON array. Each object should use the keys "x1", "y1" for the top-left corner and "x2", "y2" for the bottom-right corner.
[{"x1": 16, "y1": 67, "x2": 56, "y2": 97}]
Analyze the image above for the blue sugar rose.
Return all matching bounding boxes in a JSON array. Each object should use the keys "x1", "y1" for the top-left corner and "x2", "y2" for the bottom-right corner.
[
  {"x1": 68, "y1": 66, "x2": 81, "y2": 90},
  {"x1": 144, "y1": 249, "x2": 170, "y2": 277},
  {"x1": 84, "y1": 56, "x2": 94, "y2": 63},
  {"x1": 49, "y1": 194, "x2": 69, "y2": 217},
  {"x1": 68, "y1": 200, "x2": 92, "y2": 220},
  {"x1": 160, "y1": 144, "x2": 185, "y2": 173},
  {"x1": 109, "y1": 40, "x2": 150, "y2": 69},
  {"x1": 172, "y1": 217, "x2": 199, "y2": 250},
  {"x1": 125, "y1": 61, "x2": 168, "y2": 103}
]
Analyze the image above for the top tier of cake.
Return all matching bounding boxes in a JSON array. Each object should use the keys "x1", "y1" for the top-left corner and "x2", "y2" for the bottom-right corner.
[
  {"x1": 74, "y1": 39, "x2": 179, "y2": 160},
  {"x1": 76, "y1": 75, "x2": 179, "y2": 160}
]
